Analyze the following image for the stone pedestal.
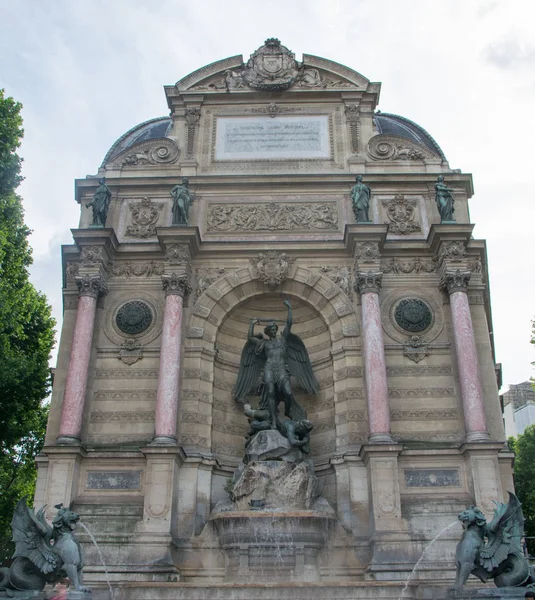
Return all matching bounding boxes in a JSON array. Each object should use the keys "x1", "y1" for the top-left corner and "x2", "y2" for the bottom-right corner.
[{"x1": 360, "y1": 443, "x2": 411, "y2": 578}]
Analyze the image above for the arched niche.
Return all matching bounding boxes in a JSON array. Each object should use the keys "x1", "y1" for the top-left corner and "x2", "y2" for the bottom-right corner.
[
  {"x1": 212, "y1": 293, "x2": 334, "y2": 463},
  {"x1": 179, "y1": 266, "x2": 366, "y2": 464}
]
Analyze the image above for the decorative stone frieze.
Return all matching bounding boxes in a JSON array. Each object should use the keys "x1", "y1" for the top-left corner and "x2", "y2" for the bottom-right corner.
[
  {"x1": 381, "y1": 257, "x2": 438, "y2": 274},
  {"x1": 109, "y1": 260, "x2": 164, "y2": 278},
  {"x1": 207, "y1": 202, "x2": 338, "y2": 232}
]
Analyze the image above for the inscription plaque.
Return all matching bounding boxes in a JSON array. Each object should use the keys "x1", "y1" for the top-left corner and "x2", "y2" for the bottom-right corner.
[
  {"x1": 87, "y1": 471, "x2": 142, "y2": 490},
  {"x1": 404, "y1": 469, "x2": 460, "y2": 487},
  {"x1": 215, "y1": 116, "x2": 330, "y2": 160}
]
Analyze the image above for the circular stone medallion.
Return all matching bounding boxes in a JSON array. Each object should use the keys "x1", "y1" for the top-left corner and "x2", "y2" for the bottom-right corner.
[
  {"x1": 115, "y1": 300, "x2": 153, "y2": 335},
  {"x1": 394, "y1": 298, "x2": 432, "y2": 333}
]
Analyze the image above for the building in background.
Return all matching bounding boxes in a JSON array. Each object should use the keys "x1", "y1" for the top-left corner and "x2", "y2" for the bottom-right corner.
[{"x1": 503, "y1": 381, "x2": 535, "y2": 437}]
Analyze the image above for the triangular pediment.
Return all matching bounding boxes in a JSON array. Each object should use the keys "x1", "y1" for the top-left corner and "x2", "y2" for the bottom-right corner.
[{"x1": 174, "y1": 40, "x2": 375, "y2": 94}]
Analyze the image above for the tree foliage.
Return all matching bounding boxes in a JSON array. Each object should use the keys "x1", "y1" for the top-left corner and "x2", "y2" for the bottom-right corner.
[
  {"x1": 0, "y1": 89, "x2": 55, "y2": 562},
  {"x1": 509, "y1": 427, "x2": 535, "y2": 556}
]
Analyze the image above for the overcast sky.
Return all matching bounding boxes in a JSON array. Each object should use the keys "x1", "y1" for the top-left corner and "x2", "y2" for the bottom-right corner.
[{"x1": 1, "y1": 0, "x2": 534, "y2": 390}]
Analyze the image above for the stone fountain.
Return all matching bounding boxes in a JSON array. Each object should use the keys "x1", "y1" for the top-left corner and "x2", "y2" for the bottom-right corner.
[
  {"x1": 210, "y1": 302, "x2": 336, "y2": 581},
  {"x1": 210, "y1": 429, "x2": 336, "y2": 582}
]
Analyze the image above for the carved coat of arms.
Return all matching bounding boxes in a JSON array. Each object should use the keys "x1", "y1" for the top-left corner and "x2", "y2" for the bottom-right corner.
[
  {"x1": 244, "y1": 38, "x2": 300, "y2": 91},
  {"x1": 126, "y1": 197, "x2": 163, "y2": 238},
  {"x1": 251, "y1": 251, "x2": 295, "y2": 287},
  {"x1": 382, "y1": 195, "x2": 421, "y2": 235}
]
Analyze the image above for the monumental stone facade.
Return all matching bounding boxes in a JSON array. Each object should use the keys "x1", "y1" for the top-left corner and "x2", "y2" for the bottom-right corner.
[{"x1": 36, "y1": 40, "x2": 512, "y2": 599}]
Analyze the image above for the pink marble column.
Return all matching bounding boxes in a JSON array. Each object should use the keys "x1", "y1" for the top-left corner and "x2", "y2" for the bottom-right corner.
[
  {"x1": 153, "y1": 273, "x2": 190, "y2": 444},
  {"x1": 356, "y1": 272, "x2": 393, "y2": 443},
  {"x1": 442, "y1": 270, "x2": 489, "y2": 442},
  {"x1": 57, "y1": 274, "x2": 106, "y2": 444}
]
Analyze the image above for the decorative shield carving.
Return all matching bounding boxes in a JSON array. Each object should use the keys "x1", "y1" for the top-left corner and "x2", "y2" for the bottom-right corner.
[
  {"x1": 126, "y1": 197, "x2": 164, "y2": 238},
  {"x1": 403, "y1": 335, "x2": 429, "y2": 363},
  {"x1": 382, "y1": 195, "x2": 421, "y2": 235},
  {"x1": 244, "y1": 38, "x2": 300, "y2": 91},
  {"x1": 250, "y1": 251, "x2": 295, "y2": 287}
]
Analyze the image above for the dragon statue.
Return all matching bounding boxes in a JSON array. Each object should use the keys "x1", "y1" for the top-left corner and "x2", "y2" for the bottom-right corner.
[
  {"x1": 453, "y1": 492, "x2": 535, "y2": 594},
  {"x1": 0, "y1": 498, "x2": 90, "y2": 595}
]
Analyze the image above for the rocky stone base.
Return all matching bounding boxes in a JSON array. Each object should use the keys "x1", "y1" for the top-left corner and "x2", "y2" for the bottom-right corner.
[{"x1": 230, "y1": 459, "x2": 318, "y2": 511}]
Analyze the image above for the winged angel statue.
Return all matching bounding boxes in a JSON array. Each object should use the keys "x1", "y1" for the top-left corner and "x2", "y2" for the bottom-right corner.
[
  {"x1": 453, "y1": 492, "x2": 535, "y2": 593},
  {"x1": 0, "y1": 498, "x2": 89, "y2": 595},
  {"x1": 233, "y1": 300, "x2": 319, "y2": 443}
]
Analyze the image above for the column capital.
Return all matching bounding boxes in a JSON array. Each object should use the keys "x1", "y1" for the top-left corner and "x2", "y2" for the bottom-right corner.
[
  {"x1": 355, "y1": 271, "x2": 383, "y2": 295},
  {"x1": 440, "y1": 269, "x2": 471, "y2": 294},
  {"x1": 162, "y1": 273, "x2": 191, "y2": 297},
  {"x1": 75, "y1": 274, "x2": 107, "y2": 298}
]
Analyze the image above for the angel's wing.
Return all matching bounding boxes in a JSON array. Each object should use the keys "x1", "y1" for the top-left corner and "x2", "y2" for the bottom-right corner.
[
  {"x1": 479, "y1": 492, "x2": 523, "y2": 572},
  {"x1": 11, "y1": 498, "x2": 58, "y2": 575},
  {"x1": 286, "y1": 332, "x2": 319, "y2": 396},
  {"x1": 233, "y1": 335, "x2": 265, "y2": 403}
]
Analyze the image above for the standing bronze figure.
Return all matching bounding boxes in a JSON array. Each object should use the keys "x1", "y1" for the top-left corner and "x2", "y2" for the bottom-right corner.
[
  {"x1": 86, "y1": 177, "x2": 111, "y2": 227},
  {"x1": 350, "y1": 175, "x2": 371, "y2": 222},
  {"x1": 435, "y1": 175, "x2": 456, "y2": 222},
  {"x1": 233, "y1": 300, "x2": 319, "y2": 430},
  {"x1": 170, "y1": 177, "x2": 194, "y2": 225}
]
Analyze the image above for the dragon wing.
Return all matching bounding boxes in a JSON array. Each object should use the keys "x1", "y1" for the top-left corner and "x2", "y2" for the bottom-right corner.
[
  {"x1": 11, "y1": 498, "x2": 58, "y2": 575},
  {"x1": 233, "y1": 335, "x2": 265, "y2": 403},
  {"x1": 479, "y1": 492, "x2": 523, "y2": 572},
  {"x1": 286, "y1": 332, "x2": 320, "y2": 396}
]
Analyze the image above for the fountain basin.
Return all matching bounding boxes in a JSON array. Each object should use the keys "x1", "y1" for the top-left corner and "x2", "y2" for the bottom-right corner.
[{"x1": 210, "y1": 510, "x2": 336, "y2": 582}]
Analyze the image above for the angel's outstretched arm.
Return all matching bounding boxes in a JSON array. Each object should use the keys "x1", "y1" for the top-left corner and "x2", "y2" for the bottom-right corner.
[
  {"x1": 248, "y1": 318, "x2": 261, "y2": 344},
  {"x1": 283, "y1": 300, "x2": 292, "y2": 337}
]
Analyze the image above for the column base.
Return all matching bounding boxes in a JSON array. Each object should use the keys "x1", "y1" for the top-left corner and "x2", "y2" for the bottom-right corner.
[
  {"x1": 151, "y1": 435, "x2": 178, "y2": 445},
  {"x1": 367, "y1": 433, "x2": 395, "y2": 444},
  {"x1": 465, "y1": 431, "x2": 490, "y2": 442},
  {"x1": 55, "y1": 435, "x2": 81, "y2": 445}
]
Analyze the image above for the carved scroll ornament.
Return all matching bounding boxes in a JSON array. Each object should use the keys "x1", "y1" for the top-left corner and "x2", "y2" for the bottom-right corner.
[
  {"x1": 110, "y1": 138, "x2": 180, "y2": 168},
  {"x1": 367, "y1": 135, "x2": 434, "y2": 161}
]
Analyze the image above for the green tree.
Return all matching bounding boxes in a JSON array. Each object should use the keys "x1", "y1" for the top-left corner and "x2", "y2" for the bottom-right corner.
[
  {"x1": 509, "y1": 427, "x2": 535, "y2": 556},
  {"x1": 0, "y1": 89, "x2": 55, "y2": 562}
]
